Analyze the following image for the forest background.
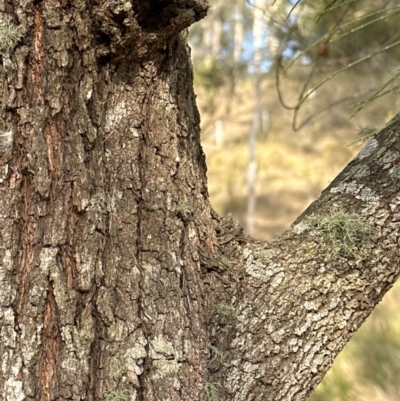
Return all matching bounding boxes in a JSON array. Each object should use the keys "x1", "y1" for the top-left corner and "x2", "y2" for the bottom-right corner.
[{"x1": 189, "y1": 0, "x2": 400, "y2": 400}]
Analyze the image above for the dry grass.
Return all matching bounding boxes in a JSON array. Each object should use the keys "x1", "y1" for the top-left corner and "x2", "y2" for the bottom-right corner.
[{"x1": 198, "y1": 70, "x2": 396, "y2": 240}]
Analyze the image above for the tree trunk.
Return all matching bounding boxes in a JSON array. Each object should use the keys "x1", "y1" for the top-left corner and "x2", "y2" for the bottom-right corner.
[{"x1": 1, "y1": 1, "x2": 400, "y2": 401}]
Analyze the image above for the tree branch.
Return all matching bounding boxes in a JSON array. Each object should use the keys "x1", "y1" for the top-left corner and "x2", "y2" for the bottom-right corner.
[{"x1": 216, "y1": 114, "x2": 400, "y2": 401}]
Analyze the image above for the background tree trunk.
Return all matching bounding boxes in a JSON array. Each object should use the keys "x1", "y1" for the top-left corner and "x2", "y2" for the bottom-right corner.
[{"x1": 1, "y1": 1, "x2": 400, "y2": 401}]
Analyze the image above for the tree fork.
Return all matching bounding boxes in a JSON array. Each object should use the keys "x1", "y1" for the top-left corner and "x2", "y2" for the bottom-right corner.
[{"x1": 0, "y1": 1, "x2": 400, "y2": 401}]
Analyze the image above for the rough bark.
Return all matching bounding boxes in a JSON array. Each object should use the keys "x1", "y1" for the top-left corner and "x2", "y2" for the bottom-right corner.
[
  {"x1": 0, "y1": 1, "x2": 399, "y2": 401},
  {"x1": 218, "y1": 114, "x2": 400, "y2": 400}
]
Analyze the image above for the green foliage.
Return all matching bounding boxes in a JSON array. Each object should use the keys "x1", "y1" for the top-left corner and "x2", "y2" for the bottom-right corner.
[
  {"x1": 317, "y1": 0, "x2": 359, "y2": 20},
  {"x1": 289, "y1": 0, "x2": 400, "y2": 65},
  {"x1": 204, "y1": 382, "x2": 221, "y2": 401},
  {"x1": 194, "y1": 60, "x2": 226, "y2": 91},
  {"x1": 391, "y1": 64, "x2": 400, "y2": 99},
  {"x1": 355, "y1": 124, "x2": 377, "y2": 143},
  {"x1": 276, "y1": 0, "x2": 400, "y2": 127},
  {"x1": 305, "y1": 211, "x2": 372, "y2": 257},
  {"x1": 0, "y1": 20, "x2": 22, "y2": 53}
]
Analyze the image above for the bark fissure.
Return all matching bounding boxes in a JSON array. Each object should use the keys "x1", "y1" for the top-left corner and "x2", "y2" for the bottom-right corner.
[
  {"x1": 40, "y1": 281, "x2": 59, "y2": 401},
  {"x1": 16, "y1": 175, "x2": 36, "y2": 317},
  {"x1": 136, "y1": 82, "x2": 149, "y2": 401}
]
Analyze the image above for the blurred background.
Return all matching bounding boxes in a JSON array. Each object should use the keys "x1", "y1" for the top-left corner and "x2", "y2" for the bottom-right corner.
[{"x1": 189, "y1": 0, "x2": 400, "y2": 400}]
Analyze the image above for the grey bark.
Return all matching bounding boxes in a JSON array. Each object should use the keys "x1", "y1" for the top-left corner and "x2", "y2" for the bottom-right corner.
[
  {"x1": 218, "y1": 116, "x2": 400, "y2": 400},
  {"x1": 0, "y1": 1, "x2": 399, "y2": 401}
]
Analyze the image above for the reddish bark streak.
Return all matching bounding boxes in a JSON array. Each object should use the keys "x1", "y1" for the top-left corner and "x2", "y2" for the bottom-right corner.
[
  {"x1": 61, "y1": 247, "x2": 74, "y2": 291},
  {"x1": 45, "y1": 123, "x2": 55, "y2": 175},
  {"x1": 32, "y1": 5, "x2": 44, "y2": 102},
  {"x1": 205, "y1": 237, "x2": 215, "y2": 254},
  {"x1": 44, "y1": 121, "x2": 61, "y2": 179},
  {"x1": 41, "y1": 282, "x2": 59, "y2": 401}
]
